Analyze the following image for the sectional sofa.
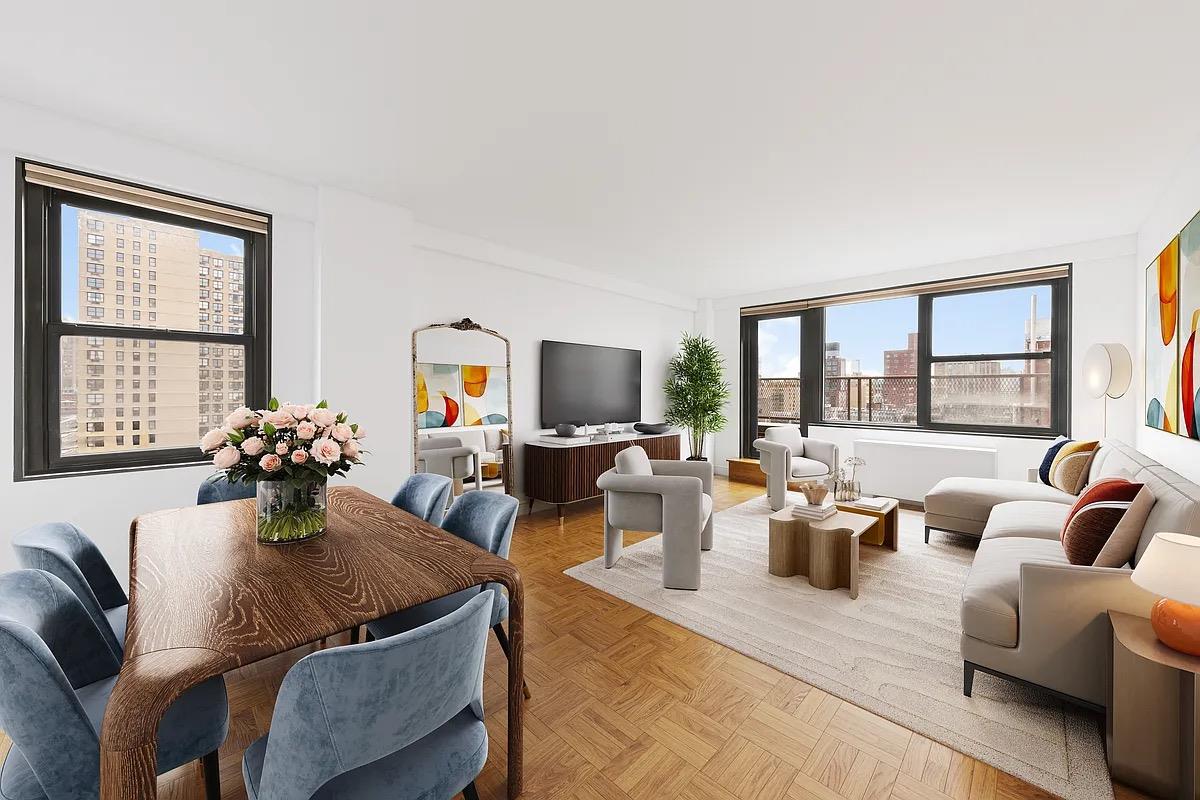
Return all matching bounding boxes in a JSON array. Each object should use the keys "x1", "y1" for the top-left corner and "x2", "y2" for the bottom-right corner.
[{"x1": 924, "y1": 439, "x2": 1200, "y2": 709}]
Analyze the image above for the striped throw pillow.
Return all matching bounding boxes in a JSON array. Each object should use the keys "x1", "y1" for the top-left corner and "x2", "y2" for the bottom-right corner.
[
  {"x1": 1048, "y1": 439, "x2": 1099, "y2": 495},
  {"x1": 1061, "y1": 478, "x2": 1143, "y2": 565}
]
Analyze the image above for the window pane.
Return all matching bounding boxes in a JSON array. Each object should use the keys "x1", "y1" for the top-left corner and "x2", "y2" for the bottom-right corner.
[
  {"x1": 930, "y1": 359, "x2": 1051, "y2": 427},
  {"x1": 757, "y1": 315, "x2": 802, "y2": 424},
  {"x1": 823, "y1": 297, "x2": 918, "y2": 424},
  {"x1": 58, "y1": 336, "x2": 246, "y2": 458},
  {"x1": 60, "y1": 205, "x2": 245, "y2": 333},
  {"x1": 932, "y1": 285, "x2": 1052, "y2": 356}
]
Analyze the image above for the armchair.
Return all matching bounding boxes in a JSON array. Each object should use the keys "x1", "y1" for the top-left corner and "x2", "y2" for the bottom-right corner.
[
  {"x1": 417, "y1": 435, "x2": 483, "y2": 494},
  {"x1": 596, "y1": 446, "x2": 714, "y2": 590},
  {"x1": 752, "y1": 425, "x2": 839, "y2": 511}
]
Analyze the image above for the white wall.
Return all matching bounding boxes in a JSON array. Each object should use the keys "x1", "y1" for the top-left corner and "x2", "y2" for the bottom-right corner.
[
  {"x1": 1136, "y1": 137, "x2": 1200, "y2": 482},
  {"x1": 0, "y1": 99, "x2": 319, "y2": 581},
  {"x1": 712, "y1": 235, "x2": 1139, "y2": 480}
]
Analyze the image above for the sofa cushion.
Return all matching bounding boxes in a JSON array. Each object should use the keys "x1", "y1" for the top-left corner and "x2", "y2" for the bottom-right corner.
[
  {"x1": 790, "y1": 457, "x2": 831, "y2": 478},
  {"x1": 1094, "y1": 485, "x2": 1156, "y2": 568},
  {"x1": 1060, "y1": 478, "x2": 1143, "y2": 565},
  {"x1": 1047, "y1": 440, "x2": 1098, "y2": 495},
  {"x1": 925, "y1": 477, "x2": 1075, "y2": 535},
  {"x1": 981, "y1": 501, "x2": 1070, "y2": 542},
  {"x1": 1037, "y1": 436, "x2": 1071, "y2": 485},
  {"x1": 960, "y1": 537, "x2": 1071, "y2": 648},
  {"x1": 1134, "y1": 465, "x2": 1200, "y2": 563}
]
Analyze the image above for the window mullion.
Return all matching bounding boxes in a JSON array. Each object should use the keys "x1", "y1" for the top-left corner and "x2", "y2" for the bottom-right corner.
[{"x1": 917, "y1": 295, "x2": 932, "y2": 427}]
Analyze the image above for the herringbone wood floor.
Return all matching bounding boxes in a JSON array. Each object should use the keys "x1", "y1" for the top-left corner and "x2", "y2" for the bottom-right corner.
[{"x1": 1, "y1": 478, "x2": 1152, "y2": 800}]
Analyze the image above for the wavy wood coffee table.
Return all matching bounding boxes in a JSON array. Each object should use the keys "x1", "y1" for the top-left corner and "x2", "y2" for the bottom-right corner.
[{"x1": 99, "y1": 486, "x2": 524, "y2": 799}]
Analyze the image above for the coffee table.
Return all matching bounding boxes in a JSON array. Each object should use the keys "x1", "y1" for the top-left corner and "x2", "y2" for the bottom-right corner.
[
  {"x1": 768, "y1": 507, "x2": 877, "y2": 599},
  {"x1": 835, "y1": 497, "x2": 899, "y2": 549}
]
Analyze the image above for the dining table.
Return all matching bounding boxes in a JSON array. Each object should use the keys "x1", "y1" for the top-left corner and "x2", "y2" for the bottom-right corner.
[{"x1": 98, "y1": 485, "x2": 524, "y2": 799}]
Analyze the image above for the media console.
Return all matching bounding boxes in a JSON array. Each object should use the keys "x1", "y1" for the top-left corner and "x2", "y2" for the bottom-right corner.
[{"x1": 523, "y1": 431, "x2": 681, "y2": 519}]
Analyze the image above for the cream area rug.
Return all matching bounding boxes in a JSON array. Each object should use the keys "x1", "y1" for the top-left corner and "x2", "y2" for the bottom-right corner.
[{"x1": 564, "y1": 493, "x2": 1112, "y2": 800}]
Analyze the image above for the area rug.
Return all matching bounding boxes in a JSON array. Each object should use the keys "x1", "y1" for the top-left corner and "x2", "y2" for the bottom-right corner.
[{"x1": 564, "y1": 493, "x2": 1112, "y2": 800}]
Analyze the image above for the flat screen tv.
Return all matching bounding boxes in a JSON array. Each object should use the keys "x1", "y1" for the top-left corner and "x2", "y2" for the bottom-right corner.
[{"x1": 541, "y1": 340, "x2": 641, "y2": 428}]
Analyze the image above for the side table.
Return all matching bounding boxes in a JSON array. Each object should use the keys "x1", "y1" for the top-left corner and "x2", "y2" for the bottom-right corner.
[
  {"x1": 768, "y1": 508, "x2": 876, "y2": 599},
  {"x1": 1108, "y1": 610, "x2": 1199, "y2": 800},
  {"x1": 835, "y1": 497, "x2": 899, "y2": 549}
]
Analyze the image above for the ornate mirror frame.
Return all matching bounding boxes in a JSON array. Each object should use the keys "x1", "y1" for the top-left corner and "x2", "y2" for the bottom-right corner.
[{"x1": 411, "y1": 318, "x2": 515, "y2": 495}]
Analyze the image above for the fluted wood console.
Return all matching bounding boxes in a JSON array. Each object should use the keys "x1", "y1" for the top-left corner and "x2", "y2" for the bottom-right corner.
[{"x1": 524, "y1": 432, "x2": 682, "y2": 519}]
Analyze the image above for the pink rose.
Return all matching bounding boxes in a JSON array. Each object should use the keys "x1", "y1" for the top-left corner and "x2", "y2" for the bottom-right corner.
[
  {"x1": 291, "y1": 448, "x2": 309, "y2": 464},
  {"x1": 275, "y1": 442, "x2": 289, "y2": 455},
  {"x1": 225, "y1": 407, "x2": 257, "y2": 430},
  {"x1": 263, "y1": 409, "x2": 295, "y2": 429},
  {"x1": 342, "y1": 440, "x2": 360, "y2": 460},
  {"x1": 295, "y1": 421, "x2": 317, "y2": 440},
  {"x1": 213, "y1": 446, "x2": 241, "y2": 469},
  {"x1": 330, "y1": 423, "x2": 353, "y2": 442},
  {"x1": 309, "y1": 408, "x2": 337, "y2": 428},
  {"x1": 311, "y1": 437, "x2": 342, "y2": 466},
  {"x1": 353, "y1": 424, "x2": 365, "y2": 440},
  {"x1": 259, "y1": 453, "x2": 283, "y2": 472},
  {"x1": 282, "y1": 403, "x2": 310, "y2": 421},
  {"x1": 241, "y1": 436, "x2": 265, "y2": 456},
  {"x1": 200, "y1": 428, "x2": 229, "y2": 452}
]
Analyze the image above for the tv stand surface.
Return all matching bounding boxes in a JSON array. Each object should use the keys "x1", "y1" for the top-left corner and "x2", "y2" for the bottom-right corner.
[{"x1": 524, "y1": 432, "x2": 681, "y2": 520}]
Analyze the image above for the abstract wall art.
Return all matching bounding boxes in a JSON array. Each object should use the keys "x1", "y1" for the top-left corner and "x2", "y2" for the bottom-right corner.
[
  {"x1": 461, "y1": 365, "x2": 510, "y2": 426},
  {"x1": 1180, "y1": 212, "x2": 1200, "y2": 439},
  {"x1": 416, "y1": 362, "x2": 462, "y2": 428},
  {"x1": 1146, "y1": 238, "x2": 1179, "y2": 433}
]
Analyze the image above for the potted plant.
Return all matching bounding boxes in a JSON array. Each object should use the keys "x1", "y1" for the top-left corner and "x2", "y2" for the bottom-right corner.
[
  {"x1": 200, "y1": 398, "x2": 366, "y2": 544},
  {"x1": 663, "y1": 332, "x2": 731, "y2": 461}
]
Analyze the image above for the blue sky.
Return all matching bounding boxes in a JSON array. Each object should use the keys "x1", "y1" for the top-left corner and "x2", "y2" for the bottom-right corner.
[
  {"x1": 760, "y1": 285, "x2": 1052, "y2": 376},
  {"x1": 200, "y1": 231, "x2": 244, "y2": 255}
]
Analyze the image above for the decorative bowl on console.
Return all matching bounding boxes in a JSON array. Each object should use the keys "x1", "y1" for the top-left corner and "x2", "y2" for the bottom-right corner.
[
  {"x1": 554, "y1": 423, "x2": 578, "y2": 437},
  {"x1": 799, "y1": 481, "x2": 829, "y2": 506},
  {"x1": 634, "y1": 422, "x2": 671, "y2": 435}
]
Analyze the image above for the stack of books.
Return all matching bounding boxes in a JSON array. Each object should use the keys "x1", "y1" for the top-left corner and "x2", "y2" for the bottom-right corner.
[
  {"x1": 790, "y1": 500, "x2": 836, "y2": 521},
  {"x1": 847, "y1": 496, "x2": 890, "y2": 510}
]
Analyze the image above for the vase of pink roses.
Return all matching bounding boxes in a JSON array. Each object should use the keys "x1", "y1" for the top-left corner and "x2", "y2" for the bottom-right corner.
[{"x1": 199, "y1": 398, "x2": 365, "y2": 544}]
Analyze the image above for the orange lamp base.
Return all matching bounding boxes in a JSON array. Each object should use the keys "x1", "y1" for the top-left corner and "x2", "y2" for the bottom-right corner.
[{"x1": 1150, "y1": 597, "x2": 1200, "y2": 657}]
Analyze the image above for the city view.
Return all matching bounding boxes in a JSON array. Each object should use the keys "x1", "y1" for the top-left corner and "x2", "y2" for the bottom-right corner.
[{"x1": 758, "y1": 287, "x2": 1053, "y2": 428}]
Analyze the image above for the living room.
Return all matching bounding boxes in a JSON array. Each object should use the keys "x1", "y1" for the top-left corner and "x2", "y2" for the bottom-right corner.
[{"x1": 0, "y1": 4, "x2": 1198, "y2": 800}]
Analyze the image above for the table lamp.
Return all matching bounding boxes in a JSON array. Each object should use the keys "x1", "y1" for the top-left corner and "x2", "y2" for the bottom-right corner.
[{"x1": 1131, "y1": 532, "x2": 1200, "y2": 656}]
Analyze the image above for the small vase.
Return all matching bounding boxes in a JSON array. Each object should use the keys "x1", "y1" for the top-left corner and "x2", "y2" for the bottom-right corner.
[{"x1": 256, "y1": 479, "x2": 328, "y2": 544}]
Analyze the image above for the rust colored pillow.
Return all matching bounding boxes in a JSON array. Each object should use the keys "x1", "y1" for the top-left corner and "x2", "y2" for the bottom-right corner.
[{"x1": 1060, "y1": 478, "x2": 1143, "y2": 566}]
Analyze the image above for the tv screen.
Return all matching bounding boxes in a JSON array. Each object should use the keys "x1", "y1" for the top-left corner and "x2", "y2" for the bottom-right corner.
[{"x1": 541, "y1": 340, "x2": 641, "y2": 428}]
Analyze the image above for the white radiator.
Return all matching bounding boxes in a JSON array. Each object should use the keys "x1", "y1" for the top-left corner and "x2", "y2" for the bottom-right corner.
[{"x1": 852, "y1": 439, "x2": 998, "y2": 504}]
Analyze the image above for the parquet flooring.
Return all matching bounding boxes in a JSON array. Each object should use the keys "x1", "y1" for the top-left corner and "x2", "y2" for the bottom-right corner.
[{"x1": 0, "y1": 478, "x2": 1153, "y2": 800}]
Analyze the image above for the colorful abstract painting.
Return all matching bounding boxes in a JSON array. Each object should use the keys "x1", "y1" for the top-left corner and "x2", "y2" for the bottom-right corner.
[
  {"x1": 416, "y1": 363, "x2": 461, "y2": 428},
  {"x1": 1146, "y1": 239, "x2": 1179, "y2": 433},
  {"x1": 1181, "y1": 213, "x2": 1200, "y2": 439},
  {"x1": 461, "y1": 365, "x2": 509, "y2": 426}
]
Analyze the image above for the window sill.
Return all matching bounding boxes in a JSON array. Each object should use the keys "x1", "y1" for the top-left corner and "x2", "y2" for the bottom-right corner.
[
  {"x1": 15, "y1": 456, "x2": 211, "y2": 483},
  {"x1": 811, "y1": 421, "x2": 1063, "y2": 440}
]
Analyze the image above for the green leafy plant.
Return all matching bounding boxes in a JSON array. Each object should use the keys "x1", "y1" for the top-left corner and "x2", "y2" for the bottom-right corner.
[{"x1": 663, "y1": 332, "x2": 731, "y2": 460}]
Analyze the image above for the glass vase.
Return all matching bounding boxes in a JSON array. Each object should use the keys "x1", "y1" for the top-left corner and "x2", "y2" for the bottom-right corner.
[
  {"x1": 255, "y1": 479, "x2": 328, "y2": 544},
  {"x1": 835, "y1": 480, "x2": 862, "y2": 502}
]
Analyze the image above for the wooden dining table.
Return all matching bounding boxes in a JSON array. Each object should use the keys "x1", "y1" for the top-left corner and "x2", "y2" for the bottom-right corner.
[{"x1": 98, "y1": 485, "x2": 524, "y2": 799}]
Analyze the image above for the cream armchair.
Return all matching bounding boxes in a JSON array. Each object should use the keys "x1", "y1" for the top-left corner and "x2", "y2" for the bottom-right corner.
[
  {"x1": 417, "y1": 435, "x2": 483, "y2": 493},
  {"x1": 596, "y1": 446, "x2": 714, "y2": 590},
  {"x1": 752, "y1": 425, "x2": 839, "y2": 511}
]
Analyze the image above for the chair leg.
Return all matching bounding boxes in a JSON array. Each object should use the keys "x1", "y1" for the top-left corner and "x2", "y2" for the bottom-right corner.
[
  {"x1": 200, "y1": 750, "x2": 220, "y2": 800},
  {"x1": 349, "y1": 626, "x2": 360, "y2": 645},
  {"x1": 924, "y1": 525, "x2": 931, "y2": 544},
  {"x1": 492, "y1": 623, "x2": 532, "y2": 699},
  {"x1": 462, "y1": 781, "x2": 481, "y2": 800},
  {"x1": 963, "y1": 662, "x2": 975, "y2": 697}
]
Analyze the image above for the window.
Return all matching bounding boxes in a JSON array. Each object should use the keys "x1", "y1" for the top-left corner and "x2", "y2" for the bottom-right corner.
[
  {"x1": 739, "y1": 267, "x2": 1070, "y2": 454},
  {"x1": 16, "y1": 160, "x2": 270, "y2": 478}
]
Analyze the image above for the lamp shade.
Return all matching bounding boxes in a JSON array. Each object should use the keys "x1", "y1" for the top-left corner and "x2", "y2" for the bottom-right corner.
[
  {"x1": 1082, "y1": 343, "x2": 1132, "y2": 399},
  {"x1": 1132, "y1": 532, "x2": 1200, "y2": 606}
]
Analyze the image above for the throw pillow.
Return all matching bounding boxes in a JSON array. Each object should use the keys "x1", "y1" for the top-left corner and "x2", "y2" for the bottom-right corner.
[
  {"x1": 1048, "y1": 439, "x2": 1099, "y2": 495},
  {"x1": 1093, "y1": 485, "x2": 1157, "y2": 568},
  {"x1": 1038, "y1": 436, "x2": 1071, "y2": 485},
  {"x1": 1061, "y1": 478, "x2": 1143, "y2": 566}
]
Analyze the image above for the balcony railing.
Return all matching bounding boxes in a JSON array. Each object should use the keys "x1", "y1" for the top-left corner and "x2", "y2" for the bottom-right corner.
[{"x1": 823, "y1": 376, "x2": 917, "y2": 425}]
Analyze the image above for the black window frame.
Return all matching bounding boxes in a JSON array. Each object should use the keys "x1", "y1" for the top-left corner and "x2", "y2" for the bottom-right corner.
[
  {"x1": 740, "y1": 267, "x2": 1071, "y2": 456},
  {"x1": 14, "y1": 159, "x2": 272, "y2": 480}
]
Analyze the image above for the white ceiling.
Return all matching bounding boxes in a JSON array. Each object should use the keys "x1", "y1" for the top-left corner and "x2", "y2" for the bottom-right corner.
[{"x1": 2, "y1": 1, "x2": 1199, "y2": 299}]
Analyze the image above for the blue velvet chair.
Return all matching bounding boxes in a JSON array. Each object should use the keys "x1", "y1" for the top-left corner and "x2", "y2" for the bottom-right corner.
[
  {"x1": 12, "y1": 522, "x2": 128, "y2": 659},
  {"x1": 242, "y1": 592, "x2": 494, "y2": 800},
  {"x1": 0, "y1": 569, "x2": 228, "y2": 800},
  {"x1": 366, "y1": 491, "x2": 527, "y2": 697},
  {"x1": 197, "y1": 472, "x2": 256, "y2": 505},
  {"x1": 392, "y1": 473, "x2": 454, "y2": 526}
]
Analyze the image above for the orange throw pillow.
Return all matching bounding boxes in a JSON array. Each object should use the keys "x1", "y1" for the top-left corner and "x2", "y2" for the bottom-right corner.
[{"x1": 1061, "y1": 478, "x2": 1143, "y2": 566}]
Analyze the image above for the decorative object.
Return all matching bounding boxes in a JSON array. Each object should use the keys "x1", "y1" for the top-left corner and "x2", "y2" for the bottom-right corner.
[
  {"x1": 1181, "y1": 211, "x2": 1200, "y2": 440},
  {"x1": 1047, "y1": 439, "x2": 1098, "y2": 494},
  {"x1": 198, "y1": 398, "x2": 365, "y2": 544},
  {"x1": 633, "y1": 422, "x2": 671, "y2": 434},
  {"x1": 1132, "y1": 531, "x2": 1200, "y2": 656},
  {"x1": 663, "y1": 332, "x2": 731, "y2": 461},
  {"x1": 554, "y1": 423, "x2": 577, "y2": 437},
  {"x1": 461, "y1": 364, "x2": 509, "y2": 426},
  {"x1": 1059, "y1": 478, "x2": 1142, "y2": 566},
  {"x1": 416, "y1": 363, "x2": 462, "y2": 428},
  {"x1": 833, "y1": 480, "x2": 861, "y2": 502},
  {"x1": 1082, "y1": 343, "x2": 1132, "y2": 436},
  {"x1": 565, "y1": 497, "x2": 1111, "y2": 800},
  {"x1": 798, "y1": 481, "x2": 829, "y2": 506},
  {"x1": 1146, "y1": 238, "x2": 1180, "y2": 432}
]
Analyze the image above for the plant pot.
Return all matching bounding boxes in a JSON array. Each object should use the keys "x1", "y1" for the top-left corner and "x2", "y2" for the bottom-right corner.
[{"x1": 256, "y1": 479, "x2": 328, "y2": 544}]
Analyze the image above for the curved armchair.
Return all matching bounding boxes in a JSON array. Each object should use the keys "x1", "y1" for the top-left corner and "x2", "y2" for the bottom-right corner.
[
  {"x1": 596, "y1": 446, "x2": 714, "y2": 590},
  {"x1": 418, "y1": 436, "x2": 483, "y2": 494},
  {"x1": 197, "y1": 472, "x2": 256, "y2": 505},
  {"x1": 392, "y1": 473, "x2": 455, "y2": 526},
  {"x1": 753, "y1": 425, "x2": 839, "y2": 511}
]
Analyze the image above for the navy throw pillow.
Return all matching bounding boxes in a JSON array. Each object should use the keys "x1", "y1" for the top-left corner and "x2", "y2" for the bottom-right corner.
[{"x1": 1039, "y1": 436, "x2": 1071, "y2": 485}]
